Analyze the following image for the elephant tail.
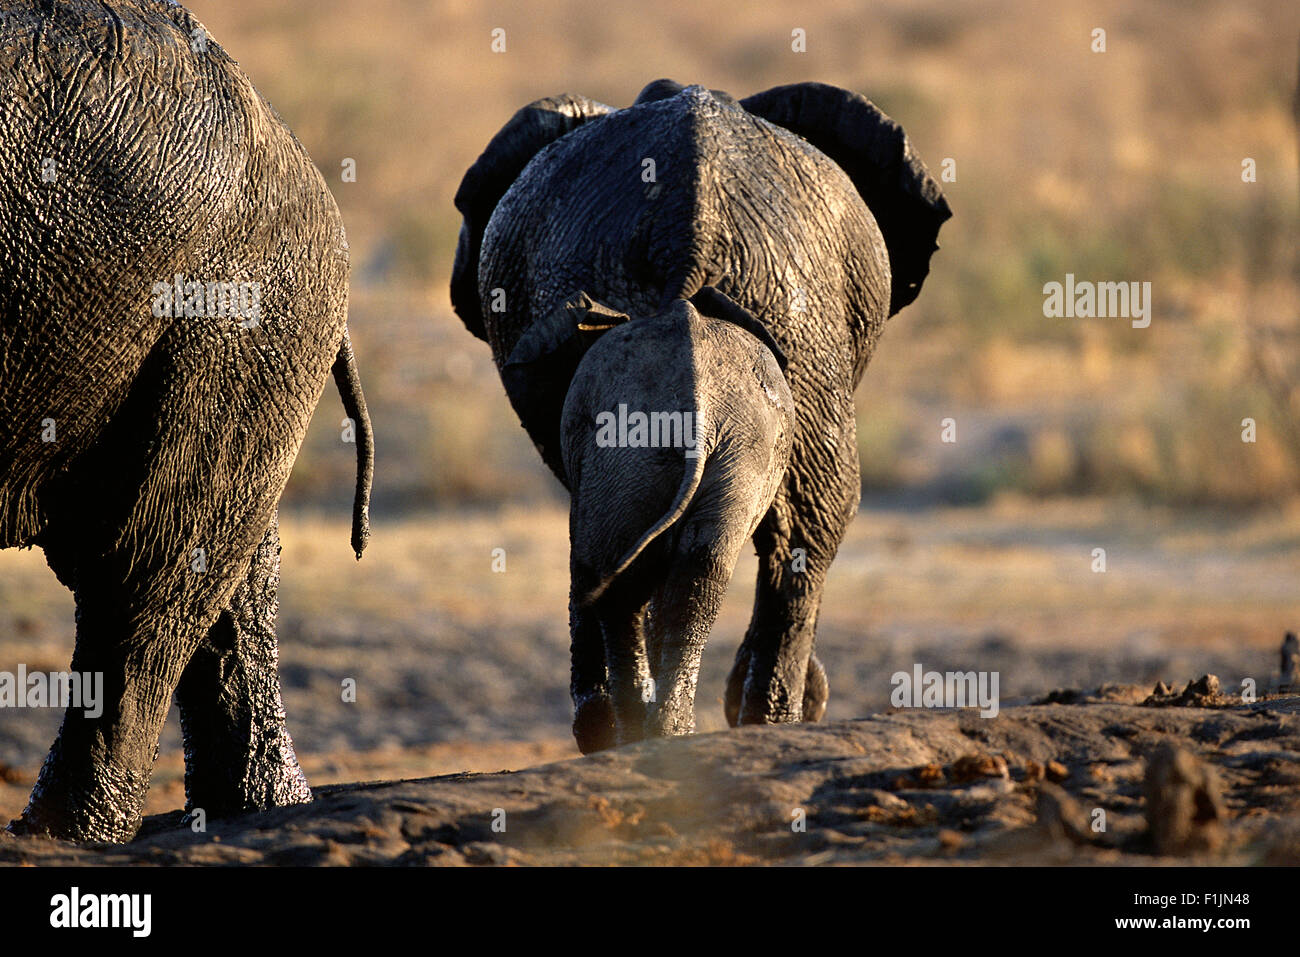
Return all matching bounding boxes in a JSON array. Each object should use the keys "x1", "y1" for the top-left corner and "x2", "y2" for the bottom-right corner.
[
  {"x1": 582, "y1": 446, "x2": 707, "y2": 607},
  {"x1": 331, "y1": 329, "x2": 374, "y2": 559}
]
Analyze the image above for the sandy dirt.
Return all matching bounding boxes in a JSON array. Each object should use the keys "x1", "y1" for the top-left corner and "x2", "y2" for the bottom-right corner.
[
  {"x1": 1, "y1": 499, "x2": 1297, "y2": 862},
  {"x1": 2, "y1": 689, "x2": 1297, "y2": 865}
]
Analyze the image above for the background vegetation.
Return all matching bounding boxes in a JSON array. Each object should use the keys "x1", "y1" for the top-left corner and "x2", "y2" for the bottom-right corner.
[{"x1": 178, "y1": 0, "x2": 1299, "y2": 513}]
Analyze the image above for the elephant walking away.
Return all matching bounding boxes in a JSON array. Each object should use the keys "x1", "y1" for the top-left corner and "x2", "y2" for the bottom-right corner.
[
  {"x1": 556, "y1": 290, "x2": 793, "y2": 751},
  {"x1": 452, "y1": 78, "x2": 950, "y2": 744}
]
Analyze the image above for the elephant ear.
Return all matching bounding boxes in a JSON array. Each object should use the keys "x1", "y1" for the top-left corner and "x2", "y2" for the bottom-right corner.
[
  {"x1": 451, "y1": 94, "x2": 615, "y2": 341},
  {"x1": 502, "y1": 293, "x2": 630, "y2": 478},
  {"x1": 740, "y1": 82, "x2": 952, "y2": 316},
  {"x1": 689, "y1": 285, "x2": 789, "y2": 373}
]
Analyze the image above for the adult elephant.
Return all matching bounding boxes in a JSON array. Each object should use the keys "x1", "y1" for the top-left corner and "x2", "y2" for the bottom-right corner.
[
  {"x1": 451, "y1": 79, "x2": 950, "y2": 739},
  {"x1": 0, "y1": 0, "x2": 373, "y2": 842}
]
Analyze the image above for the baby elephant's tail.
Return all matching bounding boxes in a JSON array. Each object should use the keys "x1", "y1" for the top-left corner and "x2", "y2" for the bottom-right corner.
[
  {"x1": 582, "y1": 447, "x2": 706, "y2": 607},
  {"x1": 331, "y1": 329, "x2": 374, "y2": 559}
]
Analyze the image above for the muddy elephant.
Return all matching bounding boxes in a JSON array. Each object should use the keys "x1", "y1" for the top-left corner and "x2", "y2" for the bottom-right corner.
[
  {"x1": 452, "y1": 78, "x2": 950, "y2": 740},
  {"x1": 0, "y1": 0, "x2": 373, "y2": 842},
  {"x1": 555, "y1": 289, "x2": 793, "y2": 751}
]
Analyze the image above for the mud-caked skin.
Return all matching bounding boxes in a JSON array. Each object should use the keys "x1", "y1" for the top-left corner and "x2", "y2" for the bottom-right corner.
[
  {"x1": 452, "y1": 78, "x2": 950, "y2": 738},
  {"x1": 0, "y1": 0, "x2": 373, "y2": 842},
  {"x1": 560, "y1": 295, "x2": 794, "y2": 750}
]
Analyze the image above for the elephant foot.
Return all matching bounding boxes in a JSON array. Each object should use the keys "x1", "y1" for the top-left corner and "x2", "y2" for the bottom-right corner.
[
  {"x1": 647, "y1": 705, "x2": 696, "y2": 739},
  {"x1": 13, "y1": 752, "x2": 153, "y2": 843},
  {"x1": 724, "y1": 648, "x2": 751, "y2": 727},
  {"x1": 182, "y1": 730, "x2": 313, "y2": 820},
  {"x1": 180, "y1": 771, "x2": 311, "y2": 831},
  {"x1": 802, "y1": 654, "x2": 829, "y2": 722},
  {"x1": 724, "y1": 649, "x2": 828, "y2": 726},
  {"x1": 572, "y1": 693, "x2": 618, "y2": 754}
]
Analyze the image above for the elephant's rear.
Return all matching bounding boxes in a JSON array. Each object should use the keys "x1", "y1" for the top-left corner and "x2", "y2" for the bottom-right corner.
[
  {"x1": 0, "y1": 0, "x2": 363, "y2": 844},
  {"x1": 459, "y1": 79, "x2": 950, "y2": 737},
  {"x1": 0, "y1": 0, "x2": 351, "y2": 555},
  {"x1": 480, "y1": 86, "x2": 888, "y2": 374},
  {"x1": 561, "y1": 313, "x2": 697, "y2": 603},
  {"x1": 691, "y1": 314, "x2": 795, "y2": 546},
  {"x1": 477, "y1": 85, "x2": 892, "y2": 491},
  {"x1": 562, "y1": 306, "x2": 794, "y2": 605}
]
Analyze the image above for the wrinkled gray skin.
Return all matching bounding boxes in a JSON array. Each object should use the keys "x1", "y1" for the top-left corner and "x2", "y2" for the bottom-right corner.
[
  {"x1": 0, "y1": 0, "x2": 373, "y2": 842},
  {"x1": 560, "y1": 294, "x2": 794, "y2": 750},
  {"x1": 452, "y1": 79, "x2": 949, "y2": 746}
]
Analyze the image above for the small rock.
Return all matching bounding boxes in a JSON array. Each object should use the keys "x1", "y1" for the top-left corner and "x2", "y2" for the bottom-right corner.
[
  {"x1": 937, "y1": 829, "x2": 965, "y2": 851},
  {"x1": 1144, "y1": 674, "x2": 1224, "y2": 708},
  {"x1": 951, "y1": 753, "x2": 1009, "y2": 783},
  {"x1": 914, "y1": 763, "x2": 945, "y2": 787},
  {"x1": 1188, "y1": 674, "x2": 1220, "y2": 697},
  {"x1": 1144, "y1": 742, "x2": 1225, "y2": 855},
  {"x1": 1046, "y1": 760, "x2": 1069, "y2": 782}
]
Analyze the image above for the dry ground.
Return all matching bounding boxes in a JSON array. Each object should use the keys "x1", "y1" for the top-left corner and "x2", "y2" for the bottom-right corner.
[
  {"x1": 2, "y1": 693, "x2": 1298, "y2": 866},
  {"x1": 1, "y1": 498, "x2": 1296, "y2": 862}
]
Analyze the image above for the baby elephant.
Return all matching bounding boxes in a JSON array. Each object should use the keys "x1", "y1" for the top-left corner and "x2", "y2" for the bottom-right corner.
[{"x1": 556, "y1": 288, "x2": 794, "y2": 752}]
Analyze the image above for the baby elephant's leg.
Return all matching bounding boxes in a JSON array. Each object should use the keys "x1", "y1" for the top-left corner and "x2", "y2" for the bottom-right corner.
[
  {"x1": 647, "y1": 514, "x2": 747, "y2": 737},
  {"x1": 570, "y1": 590, "x2": 652, "y2": 751},
  {"x1": 600, "y1": 597, "x2": 653, "y2": 746},
  {"x1": 175, "y1": 514, "x2": 311, "y2": 818},
  {"x1": 570, "y1": 602, "x2": 616, "y2": 755}
]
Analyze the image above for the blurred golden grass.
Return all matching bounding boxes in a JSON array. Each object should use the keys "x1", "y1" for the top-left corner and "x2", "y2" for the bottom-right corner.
[{"x1": 179, "y1": 0, "x2": 1299, "y2": 508}]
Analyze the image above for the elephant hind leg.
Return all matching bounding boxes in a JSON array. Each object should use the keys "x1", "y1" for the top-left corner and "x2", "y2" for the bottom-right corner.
[
  {"x1": 9, "y1": 578, "x2": 219, "y2": 842},
  {"x1": 728, "y1": 406, "x2": 859, "y2": 727},
  {"x1": 176, "y1": 512, "x2": 311, "y2": 819},
  {"x1": 648, "y1": 511, "x2": 751, "y2": 738},
  {"x1": 600, "y1": 594, "x2": 652, "y2": 747},
  {"x1": 725, "y1": 651, "x2": 829, "y2": 726},
  {"x1": 570, "y1": 560, "x2": 615, "y2": 754},
  {"x1": 569, "y1": 555, "x2": 654, "y2": 754},
  {"x1": 11, "y1": 481, "x2": 278, "y2": 841}
]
